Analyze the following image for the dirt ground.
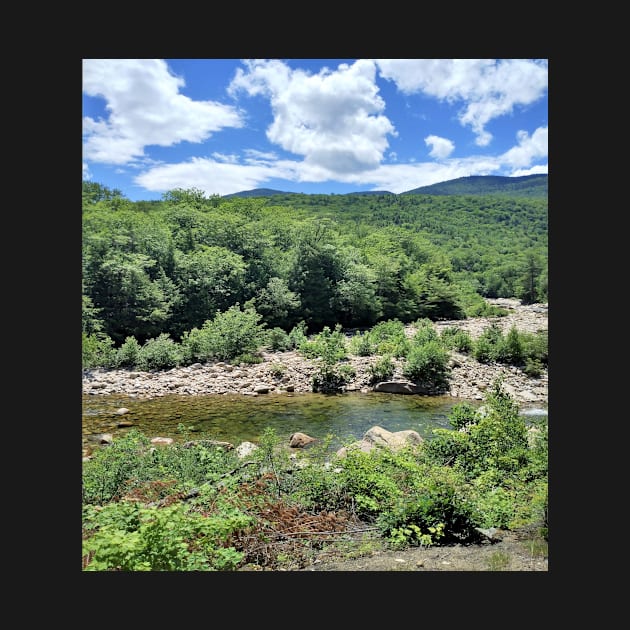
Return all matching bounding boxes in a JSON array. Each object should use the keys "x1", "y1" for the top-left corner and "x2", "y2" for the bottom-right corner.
[{"x1": 298, "y1": 527, "x2": 548, "y2": 572}]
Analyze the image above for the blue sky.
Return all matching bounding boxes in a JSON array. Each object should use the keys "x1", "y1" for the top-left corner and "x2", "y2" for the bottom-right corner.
[{"x1": 82, "y1": 59, "x2": 548, "y2": 201}]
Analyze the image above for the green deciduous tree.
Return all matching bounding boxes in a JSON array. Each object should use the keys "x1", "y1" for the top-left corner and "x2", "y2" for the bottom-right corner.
[{"x1": 171, "y1": 246, "x2": 247, "y2": 337}]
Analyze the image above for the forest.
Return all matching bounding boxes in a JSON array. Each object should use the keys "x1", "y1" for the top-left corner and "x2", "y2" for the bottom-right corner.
[{"x1": 82, "y1": 180, "x2": 547, "y2": 350}]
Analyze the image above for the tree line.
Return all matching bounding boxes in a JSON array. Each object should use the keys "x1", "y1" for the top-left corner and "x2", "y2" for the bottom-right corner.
[{"x1": 82, "y1": 182, "x2": 547, "y2": 349}]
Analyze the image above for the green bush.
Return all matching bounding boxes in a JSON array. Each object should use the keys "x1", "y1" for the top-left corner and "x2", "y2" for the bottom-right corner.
[
  {"x1": 82, "y1": 332, "x2": 116, "y2": 369},
  {"x1": 376, "y1": 464, "x2": 479, "y2": 545},
  {"x1": 266, "y1": 327, "x2": 293, "y2": 351},
  {"x1": 180, "y1": 303, "x2": 267, "y2": 363},
  {"x1": 82, "y1": 500, "x2": 251, "y2": 571},
  {"x1": 523, "y1": 357, "x2": 544, "y2": 377},
  {"x1": 402, "y1": 340, "x2": 451, "y2": 391},
  {"x1": 311, "y1": 365, "x2": 352, "y2": 393},
  {"x1": 368, "y1": 354, "x2": 395, "y2": 384},
  {"x1": 423, "y1": 428, "x2": 472, "y2": 467},
  {"x1": 473, "y1": 322, "x2": 504, "y2": 363},
  {"x1": 447, "y1": 402, "x2": 479, "y2": 430},
  {"x1": 469, "y1": 481, "x2": 517, "y2": 529},
  {"x1": 299, "y1": 324, "x2": 347, "y2": 362},
  {"x1": 521, "y1": 330, "x2": 548, "y2": 366},
  {"x1": 465, "y1": 379, "x2": 529, "y2": 476},
  {"x1": 116, "y1": 336, "x2": 142, "y2": 368},
  {"x1": 411, "y1": 318, "x2": 439, "y2": 345},
  {"x1": 82, "y1": 430, "x2": 153, "y2": 504},
  {"x1": 335, "y1": 449, "x2": 403, "y2": 519},
  {"x1": 440, "y1": 327, "x2": 473, "y2": 352},
  {"x1": 348, "y1": 331, "x2": 375, "y2": 356},
  {"x1": 287, "y1": 321, "x2": 308, "y2": 349},
  {"x1": 497, "y1": 326, "x2": 524, "y2": 365},
  {"x1": 137, "y1": 333, "x2": 182, "y2": 370},
  {"x1": 367, "y1": 319, "x2": 407, "y2": 353}
]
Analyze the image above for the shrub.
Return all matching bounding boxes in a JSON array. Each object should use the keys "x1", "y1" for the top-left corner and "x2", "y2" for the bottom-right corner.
[
  {"x1": 82, "y1": 332, "x2": 116, "y2": 369},
  {"x1": 266, "y1": 327, "x2": 293, "y2": 351},
  {"x1": 440, "y1": 327, "x2": 473, "y2": 353},
  {"x1": 348, "y1": 331, "x2": 375, "y2": 356},
  {"x1": 447, "y1": 402, "x2": 479, "y2": 430},
  {"x1": 473, "y1": 322, "x2": 504, "y2": 363},
  {"x1": 299, "y1": 324, "x2": 347, "y2": 362},
  {"x1": 523, "y1": 357, "x2": 544, "y2": 377},
  {"x1": 82, "y1": 500, "x2": 251, "y2": 571},
  {"x1": 269, "y1": 362, "x2": 287, "y2": 378},
  {"x1": 181, "y1": 304, "x2": 267, "y2": 363},
  {"x1": 137, "y1": 333, "x2": 182, "y2": 370},
  {"x1": 521, "y1": 330, "x2": 548, "y2": 366},
  {"x1": 116, "y1": 336, "x2": 142, "y2": 368},
  {"x1": 411, "y1": 318, "x2": 439, "y2": 345},
  {"x1": 368, "y1": 354, "x2": 396, "y2": 384},
  {"x1": 376, "y1": 464, "x2": 479, "y2": 545},
  {"x1": 422, "y1": 428, "x2": 472, "y2": 467},
  {"x1": 465, "y1": 379, "x2": 529, "y2": 476},
  {"x1": 498, "y1": 326, "x2": 524, "y2": 365},
  {"x1": 287, "y1": 321, "x2": 308, "y2": 349},
  {"x1": 312, "y1": 365, "x2": 352, "y2": 393},
  {"x1": 82, "y1": 429, "x2": 153, "y2": 504},
  {"x1": 402, "y1": 340, "x2": 451, "y2": 391}
]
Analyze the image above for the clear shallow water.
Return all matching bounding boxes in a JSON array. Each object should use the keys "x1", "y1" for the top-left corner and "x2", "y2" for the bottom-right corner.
[{"x1": 82, "y1": 392, "x2": 547, "y2": 452}]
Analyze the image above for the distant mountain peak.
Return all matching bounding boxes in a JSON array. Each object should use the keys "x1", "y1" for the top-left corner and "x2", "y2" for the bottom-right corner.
[{"x1": 222, "y1": 175, "x2": 547, "y2": 199}]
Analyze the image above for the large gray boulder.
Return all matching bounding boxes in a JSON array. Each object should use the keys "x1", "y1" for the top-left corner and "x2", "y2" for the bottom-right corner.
[
  {"x1": 336, "y1": 425, "x2": 423, "y2": 458},
  {"x1": 373, "y1": 381, "x2": 430, "y2": 394}
]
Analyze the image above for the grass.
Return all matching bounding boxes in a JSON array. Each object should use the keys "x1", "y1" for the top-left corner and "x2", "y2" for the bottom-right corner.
[{"x1": 486, "y1": 550, "x2": 511, "y2": 571}]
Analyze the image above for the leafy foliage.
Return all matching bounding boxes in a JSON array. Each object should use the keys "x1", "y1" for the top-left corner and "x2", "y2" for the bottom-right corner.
[
  {"x1": 82, "y1": 184, "x2": 546, "y2": 347},
  {"x1": 82, "y1": 382, "x2": 547, "y2": 570}
]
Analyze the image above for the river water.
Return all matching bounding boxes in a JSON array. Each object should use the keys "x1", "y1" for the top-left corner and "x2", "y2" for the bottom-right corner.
[{"x1": 82, "y1": 391, "x2": 547, "y2": 453}]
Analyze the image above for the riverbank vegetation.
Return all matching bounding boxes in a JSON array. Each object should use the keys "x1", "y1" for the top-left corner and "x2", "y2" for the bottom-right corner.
[
  {"x1": 82, "y1": 379, "x2": 548, "y2": 571},
  {"x1": 83, "y1": 307, "x2": 547, "y2": 393}
]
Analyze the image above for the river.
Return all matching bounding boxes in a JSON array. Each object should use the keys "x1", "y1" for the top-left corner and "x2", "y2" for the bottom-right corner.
[{"x1": 82, "y1": 391, "x2": 547, "y2": 453}]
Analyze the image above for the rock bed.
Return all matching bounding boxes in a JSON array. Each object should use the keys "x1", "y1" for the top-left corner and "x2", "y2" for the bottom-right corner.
[{"x1": 82, "y1": 300, "x2": 548, "y2": 406}]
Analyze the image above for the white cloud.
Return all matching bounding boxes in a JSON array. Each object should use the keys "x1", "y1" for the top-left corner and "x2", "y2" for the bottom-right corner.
[
  {"x1": 424, "y1": 135, "x2": 455, "y2": 160},
  {"x1": 82, "y1": 59, "x2": 243, "y2": 165},
  {"x1": 375, "y1": 59, "x2": 547, "y2": 147},
  {"x1": 83, "y1": 162, "x2": 92, "y2": 180},
  {"x1": 123, "y1": 59, "x2": 547, "y2": 197},
  {"x1": 133, "y1": 128, "x2": 547, "y2": 197},
  {"x1": 134, "y1": 156, "x2": 299, "y2": 197},
  {"x1": 510, "y1": 164, "x2": 548, "y2": 177},
  {"x1": 229, "y1": 59, "x2": 397, "y2": 174},
  {"x1": 500, "y1": 126, "x2": 548, "y2": 169}
]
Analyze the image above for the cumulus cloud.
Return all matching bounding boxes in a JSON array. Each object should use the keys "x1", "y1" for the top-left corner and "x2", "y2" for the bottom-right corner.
[
  {"x1": 425, "y1": 135, "x2": 455, "y2": 160},
  {"x1": 375, "y1": 59, "x2": 547, "y2": 147},
  {"x1": 500, "y1": 126, "x2": 548, "y2": 169},
  {"x1": 134, "y1": 156, "x2": 299, "y2": 197},
  {"x1": 89, "y1": 59, "x2": 547, "y2": 198},
  {"x1": 82, "y1": 59, "x2": 243, "y2": 165},
  {"x1": 229, "y1": 59, "x2": 396, "y2": 174}
]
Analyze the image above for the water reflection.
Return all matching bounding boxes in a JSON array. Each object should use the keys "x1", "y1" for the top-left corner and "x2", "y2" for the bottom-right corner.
[{"x1": 82, "y1": 391, "x2": 547, "y2": 452}]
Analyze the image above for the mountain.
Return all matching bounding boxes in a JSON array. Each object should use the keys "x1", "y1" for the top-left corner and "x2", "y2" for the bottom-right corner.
[
  {"x1": 222, "y1": 188, "x2": 288, "y2": 198},
  {"x1": 342, "y1": 190, "x2": 395, "y2": 196},
  {"x1": 222, "y1": 175, "x2": 548, "y2": 199},
  {"x1": 401, "y1": 174, "x2": 547, "y2": 198}
]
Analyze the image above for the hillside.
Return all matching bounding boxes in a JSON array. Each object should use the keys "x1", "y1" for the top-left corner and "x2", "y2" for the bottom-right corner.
[
  {"x1": 401, "y1": 174, "x2": 548, "y2": 198},
  {"x1": 222, "y1": 174, "x2": 547, "y2": 199}
]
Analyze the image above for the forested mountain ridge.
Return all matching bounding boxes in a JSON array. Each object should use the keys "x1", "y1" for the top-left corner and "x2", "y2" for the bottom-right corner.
[
  {"x1": 222, "y1": 174, "x2": 547, "y2": 200},
  {"x1": 82, "y1": 181, "x2": 547, "y2": 347},
  {"x1": 401, "y1": 174, "x2": 547, "y2": 198}
]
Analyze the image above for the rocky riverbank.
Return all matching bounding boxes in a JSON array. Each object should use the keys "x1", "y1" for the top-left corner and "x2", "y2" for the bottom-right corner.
[{"x1": 82, "y1": 299, "x2": 548, "y2": 406}]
